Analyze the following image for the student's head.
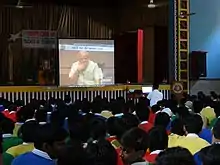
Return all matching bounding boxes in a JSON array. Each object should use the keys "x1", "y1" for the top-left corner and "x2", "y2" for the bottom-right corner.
[
  {"x1": 89, "y1": 118, "x2": 107, "y2": 140},
  {"x1": 58, "y1": 144, "x2": 87, "y2": 165},
  {"x1": 154, "y1": 112, "x2": 170, "y2": 128},
  {"x1": 155, "y1": 147, "x2": 195, "y2": 165},
  {"x1": 50, "y1": 111, "x2": 65, "y2": 128},
  {"x1": 35, "y1": 108, "x2": 47, "y2": 123},
  {"x1": 183, "y1": 114, "x2": 203, "y2": 135},
  {"x1": 212, "y1": 119, "x2": 220, "y2": 143},
  {"x1": 153, "y1": 83, "x2": 159, "y2": 90},
  {"x1": 16, "y1": 105, "x2": 35, "y2": 122},
  {"x1": 20, "y1": 120, "x2": 39, "y2": 143},
  {"x1": 135, "y1": 103, "x2": 150, "y2": 122},
  {"x1": 86, "y1": 139, "x2": 117, "y2": 165},
  {"x1": 199, "y1": 144, "x2": 220, "y2": 165},
  {"x1": 121, "y1": 113, "x2": 139, "y2": 131},
  {"x1": 68, "y1": 114, "x2": 89, "y2": 143},
  {"x1": 0, "y1": 118, "x2": 14, "y2": 134},
  {"x1": 170, "y1": 118, "x2": 185, "y2": 136},
  {"x1": 151, "y1": 104, "x2": 161, "y2": 113},
  {"x1": 121, "y1": 128, "x2": 148, "y2": 164},
  {"x1": 148, "y1": 126, "x2": 168, "y2": 152},
  {"x1": 34, "y1": 124, "x2": 68, "y2": 159},
  {"x1": 64, "y1": 95, "x2": 71, "y2": 104},
  {"x1": 106, "y1": 117, "x2": 126, "y2": 139}
]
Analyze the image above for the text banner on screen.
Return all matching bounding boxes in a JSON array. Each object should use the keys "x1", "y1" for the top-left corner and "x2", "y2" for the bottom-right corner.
[
  {"x1": 59, "y1": 44, "x2": 114, "y2": 52},
  {"x1": 22, "y1": 30, "x2": 57, "y2": 49}
]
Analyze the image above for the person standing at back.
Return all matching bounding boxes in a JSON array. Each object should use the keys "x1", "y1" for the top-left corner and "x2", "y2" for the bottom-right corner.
[{"x1": 147, "y1": 84, "x2": 163, "y2": 107}]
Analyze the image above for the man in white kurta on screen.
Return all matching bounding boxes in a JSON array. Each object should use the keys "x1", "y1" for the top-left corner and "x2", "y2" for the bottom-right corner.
[{"x1": 68, "y1": 51, "x2": 103, "y2": 86}]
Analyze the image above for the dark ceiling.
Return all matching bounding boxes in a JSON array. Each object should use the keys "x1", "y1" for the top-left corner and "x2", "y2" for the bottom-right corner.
[{"x1": 3, "y1": 0, "x2": 168, "y2": 8}]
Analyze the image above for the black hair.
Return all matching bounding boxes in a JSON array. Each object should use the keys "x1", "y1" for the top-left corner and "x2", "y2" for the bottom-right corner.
[
  {"x1": 121, "y1": 113, "x2": 139, "y2": 130},
  {"x1": 121, "y1": 127, "x2": 148, "y2": 152},
  {"x1": 35, "y1": 108, "x2": 47, "y2": 123},
  {"x1": 154, "y1": 112, "x2": 170, "y2": 128},
  {"x1": 106, "y1": 117, "x2": 126, "y2": 139},
  {"x1": 183, "y1": 114, "x2": 203, "y2": 134},
  {"x1": 170, "y1": 118, "x2": 185, "y2": 136},
  {"x1": 50, "y1": 110, "x2": 65, "y2": 128},
  {"x1": 156, "y1": 147, "x2": 195, "y2": 165},
  {"x1": 148, "y1": 126, "x2": 168, "y2": 152},
  {"x1": 20, "y1": 120, "x2": 39, "y2": 143},
  {"x1": 193, "y1": 100, "x2": 203, "y2": 113},
  {"x1": 151, "y1": 104, "x2": 161, "y2": 113},
  {"x1": 176, "y1": 106, "x2": 190, "y2": 119},
  {"x1": 212, "y1": 119, "x2": 220, "y2": 139},
  {"x1": 0, "y1": 118, "x2": 14, "y2": 134},
  {"x1": 64, "y1": 95, "x2": 71, "y2": 104},
  {"x1": 68, "y1": 114, "x2": 89, "y2": 143},
  {"x1": 135, "y1": 103, "x2": 150, "y2": 122},
  {"x1": 89, "y1": 118, "x2": 107, "y2": 140},
  {"x1": 86, "y1": 139, "x2": 117, "y2": 165},
  {"x1": 16, "y1": 105, "x2": 35, "y2": 122},
  {"x1": 199, "y1": 144, "x2": 220, "y2": 165},
  {"x1": 153, "y1": 83, "x2": 159, "y2": 90},
  {"x1": 58, "y1": 144, "x2": 87, "y2": 165},
  {"x1": 34, "y1": 124, "x2": 68, "y2": 149}
]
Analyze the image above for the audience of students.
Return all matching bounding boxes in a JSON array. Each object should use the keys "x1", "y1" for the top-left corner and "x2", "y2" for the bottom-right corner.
[{"x1": 0, "y1": 90, "x2": 220, "y2": 165}]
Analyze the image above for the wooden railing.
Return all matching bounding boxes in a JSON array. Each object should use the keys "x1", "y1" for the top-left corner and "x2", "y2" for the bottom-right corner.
[{"x1": 0, "y1": 85, "x2": 171, "y2": 104}]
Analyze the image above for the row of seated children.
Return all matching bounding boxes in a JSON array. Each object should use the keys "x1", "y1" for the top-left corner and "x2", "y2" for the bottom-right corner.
[{"x1": 0, "y1": 91, "x2": 220, "y2": 165}]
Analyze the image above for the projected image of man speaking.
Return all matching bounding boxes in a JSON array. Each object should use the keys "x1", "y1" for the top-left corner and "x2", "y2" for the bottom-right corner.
[{"x1": 69, "y1": 51, "x2": 103, "y2": 85}]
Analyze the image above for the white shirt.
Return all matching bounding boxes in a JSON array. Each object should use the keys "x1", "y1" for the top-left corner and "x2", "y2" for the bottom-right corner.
[
  {"x1": 69, "y1": 60, "x2": 103, "y2": 85},
  {"x1": 147, "y1": 89, "x2": 163, "y2": 107}
]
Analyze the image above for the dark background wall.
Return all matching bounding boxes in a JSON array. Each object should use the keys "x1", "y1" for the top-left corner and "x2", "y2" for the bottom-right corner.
[{"x1": 0, "y1": 1, "x2": 169, "y2": 85}]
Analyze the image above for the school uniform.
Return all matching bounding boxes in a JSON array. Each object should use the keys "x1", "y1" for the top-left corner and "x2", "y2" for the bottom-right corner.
[
  {"x1": 2, "y1": 134, "x2": 23, "y2": 152},
  {"x1": 12, "y1": 149, "x2": 56, "y2": 165},
  {"x1": 173, "y1": 133, "x2": 210, "y2": 155},
  {"x1": 139, "y1": 121, "x2": 153, "y2": 133},
  {"x1": 4, "y1": 143, "x2": 34, "y2": 165},
  {"x1": 145, "y1": 150, "x2": 162, "y2": 163}
]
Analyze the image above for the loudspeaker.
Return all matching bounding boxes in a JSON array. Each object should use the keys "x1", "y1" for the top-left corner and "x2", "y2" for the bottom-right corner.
[{"x1": 190, "y1": 51, "x2": 207, "y2": 80}]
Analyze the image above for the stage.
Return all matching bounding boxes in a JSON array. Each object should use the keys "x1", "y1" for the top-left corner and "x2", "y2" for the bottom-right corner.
[{"x1": 0, "y1": 85, "x2": 171, "y2": 104}]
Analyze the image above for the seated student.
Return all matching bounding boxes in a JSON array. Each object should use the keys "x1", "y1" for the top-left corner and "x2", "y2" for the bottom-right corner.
[
  {"x1": 12, "y1": 123, "x2": 68, "y2": 165},
  {"x1": 67, "y1": 114, "x2": 90, "y2": 146},
  {"x1": 89, "y1": 117, "x2": 107, "y2": 141},
  {"x1": 106, "y1": 117, "x2": 125, "y2": 165},
  {"x1": 35, "y1": 108, "x2": 47, "y2": 125},
  {"x1": 145, "y1": 126, "x2": 168, "y2": 163},
  {"x1": 154, "y1": 112, "x2": 171, "y2": 134},
  {"x1": 148, "y1": 104, "x2": 160, "y2": 124},
  {"x1": 212, "y1": 119, "x2": 220, "y2": 144},
  {"x1": 3, "y1": 120, "x2": 39, "y2": 165},
  {"x1": 86, "y1": 139, "x2": 117, "y2": 165},
  {"x1": 0, "y1": 131, "x2": 3, "y2": 165},
  {"x1": 120, "y1": 128, "x2": 149, "y2": 165},
  {"x1": 136, "y1": 103, "x2": 153, "y2": 133},
  {"x1": 173, "y1": 114, "x2": 210, "y2": 155},
  {"x1": 121, "y1": 113, "x2": 140, "y2": 131},
  {"x1": 57, "y1": 144, "x2": 87, "y2": 165},
  {"x1": 155, "y1": 147, "x2": 195, "y2": 165},
  {"x1": 199, "y1": 144, "x2": 220, "y2": 165},
  {"x1": 199, "y1": 115, "x2": 212, "y2": 143},
  {"x1": 168, "y1": 118, "x2": 185, "y2": 148},
  {"x1": 1, "y1": 118, "x2": 22, "y2": 152},
  {"x1": 13, "y1": 105, "x2": 35, "y2": 136},
  {"x1": 106, "y1": 117, "x2": 125, "y2": 148}
]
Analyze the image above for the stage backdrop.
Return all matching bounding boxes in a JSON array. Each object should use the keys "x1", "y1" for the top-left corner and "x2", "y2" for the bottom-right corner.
[
  {"x1": 190, "y1": 0, "x2": 220, "y2": 79},
  {"x1": 0, "y1": 5, "x2": 114, "y2": 85}
]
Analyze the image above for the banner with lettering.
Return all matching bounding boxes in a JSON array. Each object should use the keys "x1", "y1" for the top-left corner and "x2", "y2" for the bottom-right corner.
[{"x1": 22, "y1": 30, "x2": 57, "y2": 48}]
